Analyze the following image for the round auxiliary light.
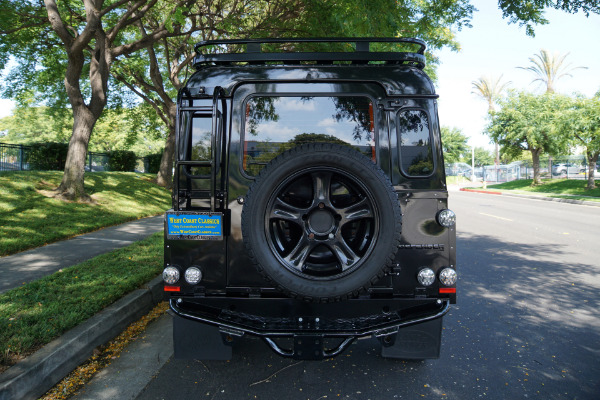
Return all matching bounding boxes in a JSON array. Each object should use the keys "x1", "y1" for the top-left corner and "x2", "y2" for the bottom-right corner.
[
  {"x1": 436, "y1": 209, "x2": 456, "y2": 227},
  {"x1": 439, "y1": 268, "x2": 457, "y2": 286},
  {"x1": 417, "y1": 268, "x2": 436, "y2": 287},
  {"x1": 162, "y1": 266, "x2": 180, "y2": 285},
  {"x1": 185, "y1": 267, "x2": 202, "y2": 284}
]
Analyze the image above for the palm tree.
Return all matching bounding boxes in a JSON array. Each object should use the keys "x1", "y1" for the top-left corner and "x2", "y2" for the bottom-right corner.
[
  {"x1": 518, "y1": 49, "x2": 587, "y2": 93},
  {"x1": 472, "y1": 75, "x2": 511, "y2": 113},
  {"x1": 472, "y1": 75, "x2": 511, "y2": 166}
]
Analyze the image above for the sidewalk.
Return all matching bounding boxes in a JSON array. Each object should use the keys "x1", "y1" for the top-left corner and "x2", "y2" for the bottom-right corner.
[
  {"x1": 0, "y1": 215, "x2": 164, "y2": 294},
  {"x1": 0, "y1": 215, "x2": 166, "y2": 400}
]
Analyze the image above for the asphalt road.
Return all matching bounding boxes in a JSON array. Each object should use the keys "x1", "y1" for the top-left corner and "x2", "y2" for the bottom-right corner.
[{"x1": 86, "y1": 191, "x2": 600, "y2": 400}]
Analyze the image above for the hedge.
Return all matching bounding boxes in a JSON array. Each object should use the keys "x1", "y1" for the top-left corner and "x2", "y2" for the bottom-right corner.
[
  {"x1": 107, "y1": 150, "x2": 137, "y2": 171},
  {"x1": 25, "y1": 142, "x2": 69, "y2": 170}
]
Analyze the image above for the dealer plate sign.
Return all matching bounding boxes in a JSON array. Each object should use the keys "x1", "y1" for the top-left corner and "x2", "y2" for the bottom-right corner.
[{"x1": 166, "y1": 212, "x2": 223, "y2": 240}]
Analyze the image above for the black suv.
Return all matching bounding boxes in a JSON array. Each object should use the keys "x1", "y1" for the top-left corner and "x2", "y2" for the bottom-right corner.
[{"x1": 163, "y1": 38, "x2": 457, "y2": 360}]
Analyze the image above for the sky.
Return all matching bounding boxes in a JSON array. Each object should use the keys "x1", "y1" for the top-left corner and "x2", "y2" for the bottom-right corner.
[
  {"x1": 1, "y1": 0, "x2": 599, "y2": 149},
  {"x1": 436, "y1": 0, "x2": 600, "y2": 150}
]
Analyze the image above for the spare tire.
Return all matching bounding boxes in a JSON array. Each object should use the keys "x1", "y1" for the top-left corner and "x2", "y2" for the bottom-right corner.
[{"x1": 242, "y1": 143, "x2": 402, "y2": 302}]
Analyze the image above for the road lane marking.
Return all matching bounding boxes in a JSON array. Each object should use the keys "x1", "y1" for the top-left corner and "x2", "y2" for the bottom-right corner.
[{"x1": 479, "y1": 212, "x2": 513, "y2": 222}]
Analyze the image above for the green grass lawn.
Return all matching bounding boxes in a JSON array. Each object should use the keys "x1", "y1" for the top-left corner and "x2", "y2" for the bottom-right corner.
[
  {"x1": 0, "y1": 232, "x2": 163, "y2": 370},
  {"x1": 0, "y1": 171, "x2": 171, "y2": 256},
  {"x1": 487, "y1": 179, "x2": 600, "y2": 200}
]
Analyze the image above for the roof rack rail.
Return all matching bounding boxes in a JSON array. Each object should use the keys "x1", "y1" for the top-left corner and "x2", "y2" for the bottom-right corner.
[{"x1": 193, "y1": 38, "x2": 426, "y2": 69}]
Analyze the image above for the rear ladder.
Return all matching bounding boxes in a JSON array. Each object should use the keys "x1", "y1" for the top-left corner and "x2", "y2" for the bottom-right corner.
[{"x1": 174, "y1": 87, "x2": 228, "y2": 212}]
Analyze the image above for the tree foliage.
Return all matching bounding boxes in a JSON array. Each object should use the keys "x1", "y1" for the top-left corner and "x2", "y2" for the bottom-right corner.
[
  {"x1": 0, "y1": 104, "x2": 165, "y2": 155},
  {"x1": 1, "y1": 0, "x2": 599, "y2": 197},
  {"x1": 441, "y1": 126, "x2": 469, "y2": 163},
  {"x1": 487, "y1": 91, "x2": 571, "y2": 185},
  {"x1": 472, "y1": 74, "x2": 511, "y2": 165},
  {"x1": 518, "y1": 49, "x2": 587, "y2": 93},
  {"x1": 0, "y1": 105, "x2": 71, "y2": 144},
  {"x1": 473, "y1": 147, "x2": 495, "y2": 167},
  {"x1": 559, "y1": 94, "x2": 600, "y2": 189},
  {"x1": 110, "y1": 0, "x2": 478, "y2": 188},
  {"x1": 1, "y1": 0, "x2": 237, "y2": 199},
  {"x1": 471, "y1": 75, "x2": 511, "y2": 112},
  {"x1": 498, "y1": 0, "x2": 600, "y2": 36}
]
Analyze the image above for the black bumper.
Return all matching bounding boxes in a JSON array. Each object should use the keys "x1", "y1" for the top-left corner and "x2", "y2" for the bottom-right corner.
[{"x1": 170, "y1": 297, "x2": 450, "y2": 359}]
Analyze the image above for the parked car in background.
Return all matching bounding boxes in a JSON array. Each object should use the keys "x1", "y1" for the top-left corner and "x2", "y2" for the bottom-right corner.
[{"x1": 552, "y1": 163, "x2": 583, "y2": 176}]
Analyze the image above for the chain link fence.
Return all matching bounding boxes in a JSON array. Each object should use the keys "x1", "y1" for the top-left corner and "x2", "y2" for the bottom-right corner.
[
  {"x1": 447, "y1": 156, "x2": 600, "y2": 183},
  {"x1": 0, "y1": 143, "x2": 155, "y2": 173}
]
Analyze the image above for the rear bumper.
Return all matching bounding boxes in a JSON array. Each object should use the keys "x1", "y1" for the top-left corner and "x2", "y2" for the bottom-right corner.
[{"x1": 170, "y1": 297, "x2": 449, "y2": 359}]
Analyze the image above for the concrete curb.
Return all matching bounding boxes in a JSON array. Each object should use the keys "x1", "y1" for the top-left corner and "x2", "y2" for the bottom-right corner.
[
  {"x1": 459, "y1": 188, "x2": 600, "y2": 207},
  {"x1": 0, "y1": 276, "x2": 164, "y2": 400}
]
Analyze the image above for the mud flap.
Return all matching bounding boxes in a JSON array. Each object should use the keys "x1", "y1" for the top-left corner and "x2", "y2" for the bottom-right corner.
[
  {"x1": 173, "y1": 315, "x2": 233, "y2": 360},
  {"x1": 379, "y1": 317, "x2": 443, "y2": 359}
]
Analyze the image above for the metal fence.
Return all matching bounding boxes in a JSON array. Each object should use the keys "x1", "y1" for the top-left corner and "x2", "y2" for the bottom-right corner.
[
  {"x1": 0, "y1": 143, "x2": 152, "y2": 173},
  {"x1": 0, "y1": 142, "x2": 29, "y2": 171},
  {"x1": 446, "y1": 156, "x2": 600, "y2": 183}
]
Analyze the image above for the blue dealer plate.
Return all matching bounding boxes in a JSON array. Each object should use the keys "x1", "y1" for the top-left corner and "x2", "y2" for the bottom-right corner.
[{"x1": 166, "y1": 212, "x2": 223, "y2": 240}]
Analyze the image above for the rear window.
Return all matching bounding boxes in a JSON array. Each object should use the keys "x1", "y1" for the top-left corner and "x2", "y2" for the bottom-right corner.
[
  {"x1": 243, "y1": 96, "x2": 376, "y2": 175},
  {"x1": 397, "y1": 109, "x2": 434, "y2": 176}
]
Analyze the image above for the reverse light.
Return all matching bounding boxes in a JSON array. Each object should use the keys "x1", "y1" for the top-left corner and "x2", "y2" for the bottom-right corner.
[
  {"x1": 439, "y1": 268, "x2": 457, "y2": 286},
  {"x1": 184, "y1": 267, "x2": 202, "y2": 284},
  {"x1": 162, "y1": 266, "x2": 180, "y2": 285},
  {"x1": 417, "y1": 268, "x2": 435, "y2": 286},
  {"x1": 436, "y1": 209, "x2": 456, "y2": 227}
]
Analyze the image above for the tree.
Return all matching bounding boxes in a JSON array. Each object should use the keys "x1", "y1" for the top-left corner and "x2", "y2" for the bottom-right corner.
[
  {"x1": 0, "y1": 101, "x2": 163, "y2": 154},
  {"x1": 2, "y1": 0, "x2": 598, "y2": 196},
  {"x1": 472, "y1": 75, "x2": 511, "y2": 165},
  {"x1": 473, "y1": 147, "x2": 494, "y2": 167},
  {"x1": 518, "y1": 49, "x2": 587, "y2": 93},
  {"x1": 498, "y1": 0, "x2": 600, "y2": 36},
  {"x1": 0, "y1": 105, "x2": 71, "y2": 144},
  {"x1": 111, "y1": 0, "x2": 477, "y2": 188},
  {"x1": 441, "y1": 126, "x2": 469, "y2": 163},
  {"x1": 487, "y1": 91, "x2": 570, "y2": 185},
  {"x1": 1, "y1": 0, "x2": 229, "y2": 200},
  {"x1": 111, "y1": 0, "x2": 310, "y2": 188},
  {"x1": 560, "y1": 94, "x2": 600, "y2": 189}
]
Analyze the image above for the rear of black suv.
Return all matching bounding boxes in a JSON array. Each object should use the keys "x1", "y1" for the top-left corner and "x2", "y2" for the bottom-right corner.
[{"x1": 163, "y1": 38, "x2": 456, "y2": 360}]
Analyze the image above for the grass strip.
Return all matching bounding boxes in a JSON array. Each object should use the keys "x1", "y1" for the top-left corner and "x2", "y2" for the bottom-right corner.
[
  {"x1": 0, "y1": 232, "x2": 163, "y2": 370},
  {"x1": 486, "y1": 179, "x2": 600, "y2": 198},
  {"x1": 0, "y1": 171, "x2": 171, "y2": 256}
]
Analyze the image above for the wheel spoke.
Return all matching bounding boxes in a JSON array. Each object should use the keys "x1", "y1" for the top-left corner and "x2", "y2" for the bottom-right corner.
[
  {"x1": 269, "y1": 197, "x2": 307, "y2": 225},
  {"x1": 311, "y1": 171, "x2": 332, "y2": 206},
  {"x1": 329, "y1": 234, "x2": 359, "y2": 270},
  {"x1": 283, "y1": 235, "x2": 314, "y2": 271},
  {"x1": 337, "y1": 197, "x2": 373, "y2": 226}
]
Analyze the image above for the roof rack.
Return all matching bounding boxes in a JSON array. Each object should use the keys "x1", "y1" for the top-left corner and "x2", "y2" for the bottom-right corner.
[{"x1": 193, "y1": 38, "x2": 426, "y2": 69}]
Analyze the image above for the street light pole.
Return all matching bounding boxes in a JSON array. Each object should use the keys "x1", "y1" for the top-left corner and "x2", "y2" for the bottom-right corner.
[{"x1": 471, "y1": 146, "x2": 476, "y2": 182}]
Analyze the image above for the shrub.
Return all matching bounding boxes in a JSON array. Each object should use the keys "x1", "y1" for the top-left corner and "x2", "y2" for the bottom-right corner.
[
  {"x1": 107, "y1": 150, "x2": 137, "y2": 171},
  {"x1": 144, "y1": 151, "x2": 163, "y2": 174},
  {"x1": 26, "y1": 142, "x2": 69, "y2": 170}
]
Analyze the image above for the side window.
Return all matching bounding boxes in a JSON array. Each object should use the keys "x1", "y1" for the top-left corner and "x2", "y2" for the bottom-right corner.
[
  {"x1": 397, "y1": 109, "x2": 434, "y2": 176},
  {"x1": 243, "y1": 96, "x2": 375, "y2": 175}
]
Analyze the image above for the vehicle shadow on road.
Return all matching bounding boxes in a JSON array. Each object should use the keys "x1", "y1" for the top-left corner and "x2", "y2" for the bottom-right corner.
[{"x1": 136, "y1": 232, "x2": 599, "y2": 400}]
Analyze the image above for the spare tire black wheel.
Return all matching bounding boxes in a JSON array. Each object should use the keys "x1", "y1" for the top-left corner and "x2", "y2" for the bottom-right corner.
[{"x1": 242, "y1": 143, "x2": 402, "y2": 302}]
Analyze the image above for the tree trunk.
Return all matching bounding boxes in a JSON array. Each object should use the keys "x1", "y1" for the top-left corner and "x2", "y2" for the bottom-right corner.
[
  {"x1": 586, "y1": 151, "x2": 599, "y2": 190},
  {"x1": 157, "y1": 103, "x2": 177, "y2": 189},
  {"x1": 157, "y1": 124, "x2": 176, "y2": 189},
  {"x1": 531, "y1": 148, "x2": 542, "y2": 186},
  {"x1": 56, "y1": 107, "x2": 97, "y2": 200}
]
